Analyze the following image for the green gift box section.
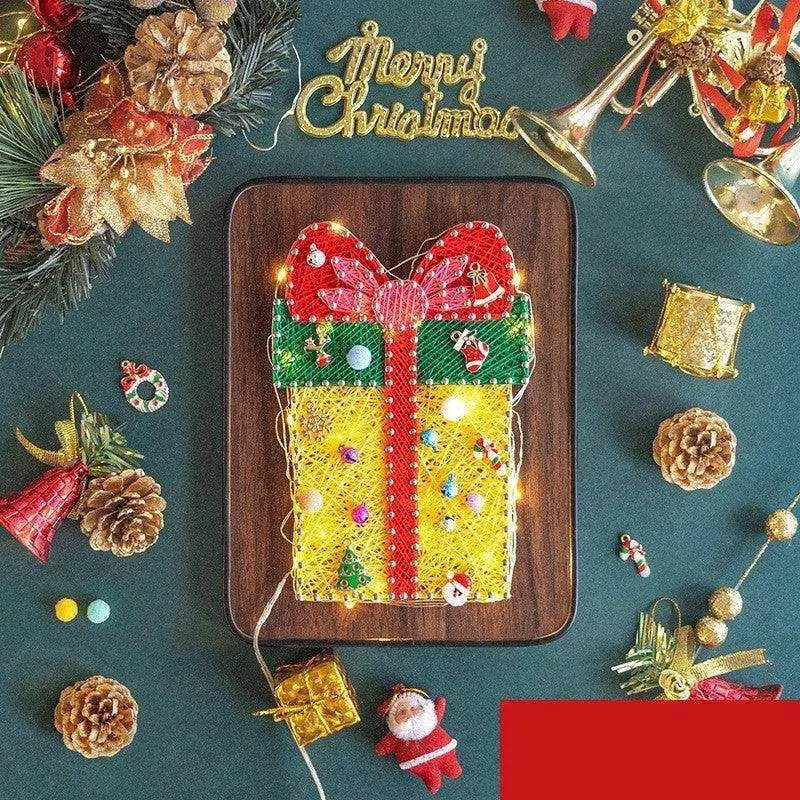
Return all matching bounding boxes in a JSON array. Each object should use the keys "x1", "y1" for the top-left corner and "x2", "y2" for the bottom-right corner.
[{"x1": 271, "y1": 294, "x2": 533, "y2": 388}]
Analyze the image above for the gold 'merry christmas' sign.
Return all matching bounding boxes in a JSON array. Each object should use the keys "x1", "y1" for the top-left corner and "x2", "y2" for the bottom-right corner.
[{"x1": 295, "y1": 20, "x2": 521, "y2": 142}]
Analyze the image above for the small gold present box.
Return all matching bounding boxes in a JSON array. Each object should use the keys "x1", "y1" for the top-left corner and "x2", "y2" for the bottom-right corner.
[
  {"x1": 258, "y1": 653, "x2": 360, "y2": 747},
  {"x1": 645, "y1": 280, "x2": 754, "y2": 379},
  {"x1": 737, "y1": 80, "x2": 789, "y2": 125}
]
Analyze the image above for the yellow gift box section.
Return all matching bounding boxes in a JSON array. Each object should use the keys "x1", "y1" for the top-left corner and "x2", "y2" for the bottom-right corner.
[{"x1": 287, "y1": 384, "x2": 514, "y2": 603}]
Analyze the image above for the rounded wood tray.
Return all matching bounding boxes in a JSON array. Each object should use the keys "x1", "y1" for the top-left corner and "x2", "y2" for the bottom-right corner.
[{"x1": 225, "y1": 178, "x2": 575, "y2": 644}]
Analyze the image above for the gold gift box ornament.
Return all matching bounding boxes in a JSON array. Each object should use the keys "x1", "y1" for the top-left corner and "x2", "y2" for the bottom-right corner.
[
  {"x1": 253, "y1": 652, "x2": 360, "y2": 747},
  {"x1": 645, "y1": 280, "x2": 754, "y2": 379}
]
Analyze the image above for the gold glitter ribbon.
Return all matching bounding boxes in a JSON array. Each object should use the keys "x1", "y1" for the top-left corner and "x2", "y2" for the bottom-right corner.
[
  {"x1": 657, "y1": 624, "x2": 767, "y2": 700},
  {"x1": 14, "y1": 392, "x2": 88, "y2": 468}
]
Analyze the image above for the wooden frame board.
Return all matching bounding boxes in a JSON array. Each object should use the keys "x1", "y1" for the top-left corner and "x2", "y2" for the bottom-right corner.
[{"x1": 226, "y1": 178, "x2": 575, "y2": 644}]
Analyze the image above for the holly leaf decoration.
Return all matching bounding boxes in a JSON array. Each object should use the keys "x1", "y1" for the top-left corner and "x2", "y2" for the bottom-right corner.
[
  {"x1": 611, "y1": 612, "x2": 677, "y2": 695},
  {"x1": 79, "y1": 410, "x2": 142, "y2": 476}
]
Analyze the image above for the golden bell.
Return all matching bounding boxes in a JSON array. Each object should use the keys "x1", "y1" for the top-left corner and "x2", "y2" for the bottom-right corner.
[{"x1": 703, "y1": 135, "x2": 800, "y2": 245}]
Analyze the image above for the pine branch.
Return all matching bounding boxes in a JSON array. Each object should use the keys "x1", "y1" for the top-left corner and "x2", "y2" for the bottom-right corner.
[
  {"x1": 79, "y1": 410, "x2": 142, "y2": 475},
  {"x1": 75, "y1": 0, "x2": 151, "y2": 61},
  {"x1": 0, "y1": 68, "x2": 62, "y2": 222},
  {"x1": 0, "y1": 229, "x2": 117, "y2": 353},
  {"x1": 201, "y1": 0, "x2": 299, "y2": 136}
]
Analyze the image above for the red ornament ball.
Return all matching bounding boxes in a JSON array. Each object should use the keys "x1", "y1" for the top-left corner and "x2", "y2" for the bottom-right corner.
[
  {"x1": 29, "y1": 0, "x2": 81, "y2": 31},
  {"x1": 15, "y1": 31, "x2": 79, "y2": 105}
]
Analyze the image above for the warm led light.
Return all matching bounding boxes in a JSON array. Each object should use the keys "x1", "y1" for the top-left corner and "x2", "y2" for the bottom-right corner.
[
  {"x1": 512, "y1": 271, "x2": 524, "y2": 289},
  {"x1": 328, "y1": 220, "x2": 347, "y2": 235},
  {"x1": 441, "y1": 395, "x2": 467, "y2": 422},
  {"x1": 276, "y1": 266, "x2": 288, "y2": 283},
  {"x1": 17, "y1": 17, "x2": 28, "y2": 30},
  {"x1": 343, "y1": 596, "x2": 358, "y2": 610},
  {"x1": 514, "y1": 478, "x2": 524, "y2": 503}
]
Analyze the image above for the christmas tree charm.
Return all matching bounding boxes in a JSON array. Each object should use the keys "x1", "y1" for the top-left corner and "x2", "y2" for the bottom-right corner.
[
  {"x1": 336, "y1": 547, "x2": 372, "y2": 590},
  {"x1": 0, "y1": 393, "x2": 162, "y2": 562},
  {"x1": 375, "y1": 685, "x2": 462, "y2": 794}
]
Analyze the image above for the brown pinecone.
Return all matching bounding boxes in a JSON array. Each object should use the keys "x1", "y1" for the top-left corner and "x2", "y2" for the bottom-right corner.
[
  {"x1": 78, "y1": 469, "x2": 166, "y2": 557},
  {"x1": 672, "y1": 32, "x2": 715, "y2": 70},
  {"x1": 54, "y1": 676, "x2": 138, "y2": 758},
  {"x1": 746, "y1": 51, "x2": 788, "y2": 85},
  {"x1": 653, "y1": 408, "x2": 736, "y2": 491},
  {"x1": 124, "y1": 10, "x2": 232, "y2": 115}
]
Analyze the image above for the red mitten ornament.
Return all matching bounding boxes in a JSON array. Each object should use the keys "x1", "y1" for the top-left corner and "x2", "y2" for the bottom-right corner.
[
  {"x1": 375, "y1": 685, "x2": 462, "y2": 795},
  {"x1": 538, "y1": 0, "x2": 597, "y2": 41}
]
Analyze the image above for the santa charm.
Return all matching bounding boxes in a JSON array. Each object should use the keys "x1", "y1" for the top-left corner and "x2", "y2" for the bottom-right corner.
[
  {"x1": 375, "y1": 685, "x2": 462, "y2": 794},
  {"x1": 442, "y1": 571, "x2": 472, "y2": 606},
  {"x1": 451, "y1": 328, "x2": 490, "y2": 373}
]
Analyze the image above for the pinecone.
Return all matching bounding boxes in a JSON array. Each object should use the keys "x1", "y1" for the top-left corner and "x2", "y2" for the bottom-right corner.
[
  {"x1": 653, "y1": 408, "x2": 736, "y2": 491},
  {"x1": 124, "y1": 10, "x2": 232, "y2": 115},
  {"x1": 672, "y1": 32, "x2": 715, "y2": 70},
  {"x1": 78, "y1": 469, "x2": 165, "y2": 556},
  {"x1": 54, "y1": 675, "x2": 138, "y2": 758},
  {"x1": 746, "y1": 51, "x2": 787, "y2": 86}
]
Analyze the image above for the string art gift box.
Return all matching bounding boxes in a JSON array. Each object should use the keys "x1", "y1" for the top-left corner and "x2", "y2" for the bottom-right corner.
[{"x1": 271, "y1": 220, "x2": 534, "y2": 605}]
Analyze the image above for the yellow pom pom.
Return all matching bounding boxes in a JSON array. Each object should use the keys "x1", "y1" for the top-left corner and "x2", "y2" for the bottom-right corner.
[
  {"x1": 54, "y1": 598, "x2": 78, "y2": 623},
  {"x1": 695, "y1": 615, "x2": 728, "y2": 647},
  {"x1": 764, "y1": 508, "x2": 798, "y2": 541}
]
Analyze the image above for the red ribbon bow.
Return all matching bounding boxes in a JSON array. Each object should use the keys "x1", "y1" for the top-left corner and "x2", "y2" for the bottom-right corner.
[{"x1": 120, "y1": 360, "x2": 150, "y2": 391}]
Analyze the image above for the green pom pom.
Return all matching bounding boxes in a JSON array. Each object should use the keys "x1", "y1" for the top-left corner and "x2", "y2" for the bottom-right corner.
[{"x1": 86, "y1": 599, "x2": 111, "y2": 624}]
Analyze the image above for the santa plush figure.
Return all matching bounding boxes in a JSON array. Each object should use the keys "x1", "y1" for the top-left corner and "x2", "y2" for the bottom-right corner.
[
  {"x1": 537, "y1": 0, "x2": 597, "y2": 41},
  {"x1": 374, "y1": 685, "x2": 462, "y2": 794}
]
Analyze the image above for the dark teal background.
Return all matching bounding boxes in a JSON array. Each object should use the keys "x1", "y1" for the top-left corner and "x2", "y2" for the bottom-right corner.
[{"x1": 1, "y1": 1, "x2": 798, "y2": 798}]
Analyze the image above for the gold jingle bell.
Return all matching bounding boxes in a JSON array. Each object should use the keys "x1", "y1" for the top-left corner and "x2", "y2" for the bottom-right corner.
[
  {"x1": 695, "y1": 615, "x2": 728, "y2": 647},
  {"x1": 764, "y1": 508, "x2": 798, "y2": 541},
  {"x1": 708, "y1": 587, "x2": 743, "y2": 621}
]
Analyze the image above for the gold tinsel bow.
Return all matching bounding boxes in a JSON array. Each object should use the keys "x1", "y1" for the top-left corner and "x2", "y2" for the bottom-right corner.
[
  {"x1": 14, "y1": 393, "x2": 88, "y2": 468},
  {"x1": 613, "y1": 598, "x2": 768, "y2": 700},
  {"x1": 656, "y1": 624, "x2": 766, "y2": 700},
  {"x1": 653, "y1": 0, "x2": 733, "y2": 46}
]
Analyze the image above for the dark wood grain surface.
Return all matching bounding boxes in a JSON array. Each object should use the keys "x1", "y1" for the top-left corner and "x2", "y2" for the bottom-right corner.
[{"x1": 226, "y1": 179, "x2": 575, "y2": 644}]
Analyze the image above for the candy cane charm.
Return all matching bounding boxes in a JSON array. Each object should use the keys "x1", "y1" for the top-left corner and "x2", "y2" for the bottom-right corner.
[
  {"x1": 473, "y1": 436, "x2": 509, "y2": 476},
  {"x1": 619, "y1": 534, "x2": 650, "y2": 577}
]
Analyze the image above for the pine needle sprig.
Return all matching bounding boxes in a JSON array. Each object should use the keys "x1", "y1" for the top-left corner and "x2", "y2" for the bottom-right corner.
[
  {"x1": 201, "y1": 0, "x2": 299, "y2": 136},
  {"x1": 0, "y1": 67, "x2": 62, "y2": 222},
  {"x1": 0, "y1": 229, "x2": 117, "y2": 353},
  {"x1": 79, "y1": 410, "x2": 143, "y2": 475},
  {"x1": 75, "y1": 0, "x2": 150, "y2": 61}
]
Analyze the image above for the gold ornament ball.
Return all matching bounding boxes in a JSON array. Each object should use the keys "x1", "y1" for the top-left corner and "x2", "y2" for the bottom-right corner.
[
  {"x1": 695, "y1": 615, "x2": 728, "y2": 647},
  {"x1": 708, "y1": 587, "x2": 743, "y2": 621},
  {"x1": 764, "y1": 508, "x2": 798, "y2": 541}
]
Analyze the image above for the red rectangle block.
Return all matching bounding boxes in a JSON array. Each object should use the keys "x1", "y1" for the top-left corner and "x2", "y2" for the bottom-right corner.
[{"x1": 501, "y1": 700, "x2": 799, "y2": 799}]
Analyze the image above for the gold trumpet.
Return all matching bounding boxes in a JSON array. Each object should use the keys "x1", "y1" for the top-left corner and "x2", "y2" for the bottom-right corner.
[
  {"x1": 704, "y1": 136, "x2": 800, "y2": 244},
  {"x1": 513, "y1": 0, "x2": 741, "y2": 188},
  {"x1": 513, "y1": 28, "x2": 660, "y2": 188}
]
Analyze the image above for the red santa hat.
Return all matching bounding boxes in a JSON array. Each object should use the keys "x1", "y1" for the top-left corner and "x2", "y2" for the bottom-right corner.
[
  {"x1": 376, "y1": 684, "x2": 430, "y2": 717},
  {"x1": 448, "y1": 573, "x2": 472, "y2": 594}
]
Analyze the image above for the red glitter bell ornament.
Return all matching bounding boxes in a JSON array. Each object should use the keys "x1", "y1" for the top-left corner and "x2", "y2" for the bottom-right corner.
[
  {"x1": 15, "y1": 30, "x2": 79, "y2": 106},
  {"x1": 0, "y1": 394, "x2": 142, "y2": 563},
  {"x1": 0, "y1": 463, "x2": 87, "y2": 563},
  {"x1": 28, "y1": 0, "x2": 81, "y2": 30}
]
